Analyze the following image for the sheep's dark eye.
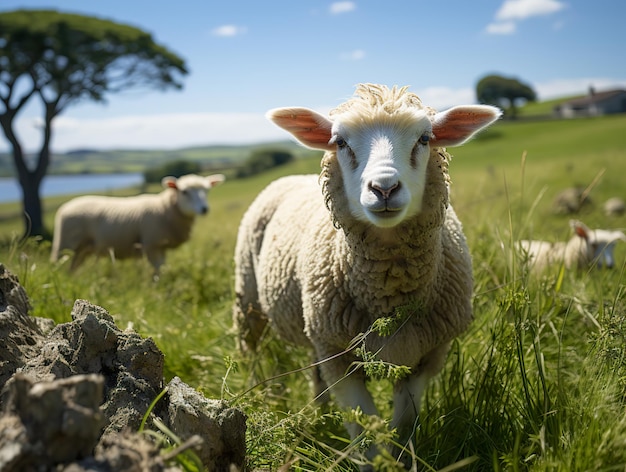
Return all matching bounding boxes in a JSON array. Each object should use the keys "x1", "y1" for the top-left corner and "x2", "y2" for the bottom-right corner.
[
  {"x1": 334, "y1": 136, "x2": 347, "y2": 148},
  {"x1": 418, "y1": 134, "x2": 430, "y2": 145}
]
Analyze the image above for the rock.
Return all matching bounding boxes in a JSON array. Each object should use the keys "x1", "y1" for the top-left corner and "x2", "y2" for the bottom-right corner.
[
  {"x1": 0, "y1": 264, "x2": 42, "y2": 388},
  {"x1": 0, "y1": 263, "x2": 247, "y2": 471},
  {"x1": 166, "y1": 376, "x2": 247, "y2": 470},
  {"x1": 0, "y1": 374, "x2": 105, "y2": 470}
]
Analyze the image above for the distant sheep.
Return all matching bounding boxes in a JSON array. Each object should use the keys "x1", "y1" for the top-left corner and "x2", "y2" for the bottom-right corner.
[
  {"x1": 519, "y1": 220, "x2": 626, "y2": 271},
  {"x1": 552, "y1": 187, "x2": 592, "y2": 215},
  {"x1": 51, "y1": 174, "x2": 225, "y2": 277},
  {"x1": 604, "y1": 197, "x2": 625, "y2": 216},
  {"x1": 233, "y1": 83, "x2": 500, "y2": 465}
]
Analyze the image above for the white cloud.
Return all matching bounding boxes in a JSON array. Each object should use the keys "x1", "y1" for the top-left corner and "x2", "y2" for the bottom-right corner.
[
  {"x1": 340, "y1": 49, "x2": 365, "y2": 61},
  {"x1": 415, "y1": 86, "x2": 477, "y2": 110},
  {"x1": 211, "y1": 25, "x2": 247, "y2": 37},
  {"x1": 9, "y1": 112, "x2": 286, "y2": 153},
  {"x1": 495, "y1": 0, "x2": 566, "y2": 21},
  {"x1": 330, "y1": 1, "x2": 356, "y2": 15},
  {"x1": 487, "y1": 0, "x2": 566, "y2": 35},
  {"x1": 486, "y1": 21, "x2": 517, "y2": 35}
]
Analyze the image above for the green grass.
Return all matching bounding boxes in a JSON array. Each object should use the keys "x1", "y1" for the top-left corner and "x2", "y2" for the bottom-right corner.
[
  {"x1": 3, "y1": 114, "x2": 626, "y2": 470},
  {"x1": 516, "y1": 95, "x2": 580, "y2": 118}
]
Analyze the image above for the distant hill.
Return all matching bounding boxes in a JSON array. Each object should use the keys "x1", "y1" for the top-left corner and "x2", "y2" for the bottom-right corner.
[{"x1": 0, "y1": 140, "x2": 317, "y2": 177}]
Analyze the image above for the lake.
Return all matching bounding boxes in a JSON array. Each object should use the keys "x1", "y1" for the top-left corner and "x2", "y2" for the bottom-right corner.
[{"x1": 0, "y1": 173, "x2": 144, "y2": 203}]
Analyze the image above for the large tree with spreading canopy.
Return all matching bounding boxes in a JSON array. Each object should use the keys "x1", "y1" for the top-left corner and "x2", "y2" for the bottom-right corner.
[
  {"x1": 0, "y1": 9, "x2": 188, "y2": 237},
  {"x1": 476, "y1": 74, "x2": 536, "y2": 119}
]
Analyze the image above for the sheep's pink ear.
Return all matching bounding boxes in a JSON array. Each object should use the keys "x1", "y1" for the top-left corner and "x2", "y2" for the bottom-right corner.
[
  {"x1": 206, "y1": 174, "x2": 226, "y2": 188},
  {"x1": 431, "y1": 105, "x2": 502, "y2": 147},
  {"x1": 570, "y1": 220, "x2": 590, "y2": 239},
  {"x1": 266, "y1": 107, "x2": 334, "y2": 151},
  {"x1": 162, "y1": 176, "x2": 178, "y2": 189}
]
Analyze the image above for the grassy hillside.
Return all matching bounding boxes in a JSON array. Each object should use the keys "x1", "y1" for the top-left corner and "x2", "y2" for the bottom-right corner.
[
  {"x1": 3, "y1": 113, "x2": 626, "y2": 470},
  {"x1": 516, "y1": 95, "x2": 580, "y2": 118},
  {"x1": 0, "y1": 140, "x2": 316, "y2": 177}
]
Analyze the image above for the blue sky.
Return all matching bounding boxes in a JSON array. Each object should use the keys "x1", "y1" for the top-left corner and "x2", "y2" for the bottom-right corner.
[{"x1": 1, "y1": 0, "x2": 625, "y2": 152}]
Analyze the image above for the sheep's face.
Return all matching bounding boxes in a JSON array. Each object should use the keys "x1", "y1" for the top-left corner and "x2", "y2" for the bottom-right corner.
[
  {"x1": 177, "y1": 184, "x2": 209, "y2": 216},
  {"x1": 162, "y1": 174, "x2": 226, "y2": 217},
  {"x1": 330, "y1": 109, "x2": 433, "y2": 228},
  {"x1": 585, "y1": 232, "x2": 626, "y2": 269},
  {"x1": 570, "y1": 220, "x2": 626, "y2": 269},
  {"x1": 266, "y1": 84, "x2": 501, "y2": 228}
]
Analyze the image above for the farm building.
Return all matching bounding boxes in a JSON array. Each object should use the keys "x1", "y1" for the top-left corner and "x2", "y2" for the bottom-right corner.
[{"x1": 553, "y1": 87, "x2": 626, "y2": 118}]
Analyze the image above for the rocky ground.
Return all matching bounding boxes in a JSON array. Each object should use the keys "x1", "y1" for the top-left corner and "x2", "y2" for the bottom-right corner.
[{"x1": 0, "y1": 263, "x2": 247, "y2": 471}]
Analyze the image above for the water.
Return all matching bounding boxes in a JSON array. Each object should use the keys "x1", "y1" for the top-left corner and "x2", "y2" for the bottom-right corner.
[{"x1": 0, "y1": 173, "x2": 144, "y2": 203}]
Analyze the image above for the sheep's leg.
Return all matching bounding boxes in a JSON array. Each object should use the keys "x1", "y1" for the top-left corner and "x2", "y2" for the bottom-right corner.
[
  {"x1": 391, "y1": 342, "x2": 451, "y2": 462},
  {"x1": 145, "y1": 248, "x2": 165, "y2": 281},
  {"x1": 320, "y1": 359, "x2": 380, "y2": 466},
  {"x1": 69, "y1": 241, "x2": 94, "y2": 271},
  {"x1": 233, "y1": 256, "x2": 267, "y2": 352},
  {"x1": 332, "y1": 373, "x2": 379, "y2": 424},
  {"x1": 311, "y1": 364, "x2": 330, "y2": 404},
  {"x1": 233, "y1": 296, "x2": 267, "y2": 352},
  {"x1": 390, "y1": 374, "x2": 428, "y2": 450}
]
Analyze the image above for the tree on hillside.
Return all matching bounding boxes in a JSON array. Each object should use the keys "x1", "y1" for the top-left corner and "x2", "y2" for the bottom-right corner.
[
  {"x1": 476, "y1": 74, "x2": 536, "y2": 119},
  {"x1": 144, "y1": 159, "x2": 202, "y2": 184},
  {"x1": 236, "y1": 149, "x2": 295, "y2": 178},
  {"x1": 0, "y1": 9, "x2": 188, "y2": 238}
]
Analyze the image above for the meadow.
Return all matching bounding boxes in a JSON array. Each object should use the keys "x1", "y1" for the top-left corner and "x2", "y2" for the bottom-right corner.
[{"x1": 2, "y1": 113, "x2": 626, "y2": 471}]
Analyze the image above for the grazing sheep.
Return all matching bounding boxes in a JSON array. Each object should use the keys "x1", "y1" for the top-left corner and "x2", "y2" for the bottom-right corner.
[
  {"x1": 604, "y1": 197, "x2": 625, "y2": 216},
  {"x1": 519, "y1": 219, "x2": 626, "y2": 271},
  {"x1": 51, "y1": 173, "x2": 225, "y2": 277},
  {"x1": 552, "y1": 186, "x2": 592, "y2": 215},
  {"x1": 233, "y1": 83, "x2": 500, "y2": 465}
]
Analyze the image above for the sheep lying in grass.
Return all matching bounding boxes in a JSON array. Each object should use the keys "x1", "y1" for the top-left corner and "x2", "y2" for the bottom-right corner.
[
  {"x1": 233, "y1": 83, "x2": 500, "y2": 465},
  {"x1": 604, "y1": 197, "x2": 625, "y2": 216},
  {"x1": 519, "y1": 220, "x2": 626, "y2": 271},
  {"x1": 51, "y1": 173, "x2": 225, "y2": 277},
  {"x1": 552, "y1": 187, "x2": 592, "y2": 215}
]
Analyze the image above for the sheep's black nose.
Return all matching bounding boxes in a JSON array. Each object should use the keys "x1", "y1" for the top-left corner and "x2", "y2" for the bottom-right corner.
[{"x1": 369, "y1": 182, "x2": 400, "y2": 200}]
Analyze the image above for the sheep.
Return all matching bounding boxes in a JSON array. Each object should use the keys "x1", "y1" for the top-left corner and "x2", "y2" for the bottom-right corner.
[
  {"x1": 51, "y1": 173, "x2": 225, "y2": 277},
  {"x1": 233, "y1": 83, "x2": 500, "y2": 466},
  {"x1": 604, "y1": 197, "x2": 625, "y2": 216},
  {"x1": 552, "y1": 186, "x2": 592, "y2": 215},
  {"x1": 518, "y1": 219, "x2": 626, "y2": 272}
]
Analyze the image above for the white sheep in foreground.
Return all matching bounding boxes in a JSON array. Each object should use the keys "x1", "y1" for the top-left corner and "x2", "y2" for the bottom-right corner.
[
  {"x1": 233, "y1": 83, "x2": 500, "y2": 466},
  {"x1": 51, "y1": 173, "x2": 225, "y2": 277},
  {"x1": 518, "y1": 220, "x2": 626, "y2": 272}
]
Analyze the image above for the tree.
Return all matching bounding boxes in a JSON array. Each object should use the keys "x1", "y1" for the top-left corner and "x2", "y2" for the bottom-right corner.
[
  {"x1": 0, "y1": 9, "x2": 188, "y2": 238},
  {"x1": 144, "y1": 159, "x2": 202, "y2": 184},
  {"x1": 236, "y1": 149, "x2": 295, "y2": 178},
  {"x1": 476, "y1": 74, "x2": 536, "y2": 118}
]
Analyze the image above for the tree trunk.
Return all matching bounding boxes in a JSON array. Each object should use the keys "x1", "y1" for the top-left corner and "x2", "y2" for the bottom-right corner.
[
  {"x1": 0, "y1": 101, "x2": 54, "y2": 239},
  {"x1": 20, "y1": 171, "x2": 46, "y2": 238}
]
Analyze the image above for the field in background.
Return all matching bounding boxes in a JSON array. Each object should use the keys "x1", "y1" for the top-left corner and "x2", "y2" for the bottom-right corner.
[
  {"x1": 3, "y1": 113, "x2": 626, "y2": 470},
  {"x1": 0, "y1": 140, "x2": 313, "y2": 177}
]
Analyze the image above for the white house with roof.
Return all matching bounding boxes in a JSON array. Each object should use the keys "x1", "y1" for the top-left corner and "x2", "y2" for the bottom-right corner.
[{"x1": 553, "y1": 87, "x2": 626, "y2": 118}]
